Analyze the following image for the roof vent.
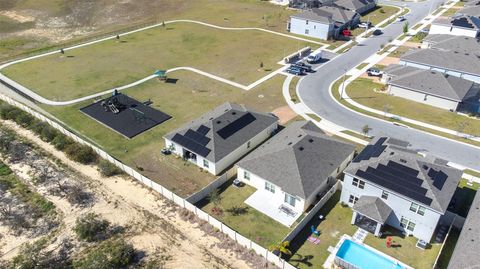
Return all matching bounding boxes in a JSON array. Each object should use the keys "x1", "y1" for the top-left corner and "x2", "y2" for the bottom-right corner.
[
  {"x1": 308, "y1": 139, "x2": 314, "y2": 143},
  {"x1": 288, "y1": 142, "x2": 293, "y2": 145},
  {"x1": 232, "y1": 111, "x2": 237, "y2": 115},
  {"x1": 299, "y1": 146, "x2": 304, "y2": 151},
  {"x1": 422, "y1": 165, "x2": 429, "y2": 170},
  {"x1": 390, "y1": 152, "x2": 394, "y2": 155},
  {"x1": 298, "y1": 134, "x2": 302, "y2": 138},
  {"x1": 400, "y1": 159, "x2": 407, "y2": 163},
  {"x1": 216, "y1": 120, "x2": 222, "y2": 124}
]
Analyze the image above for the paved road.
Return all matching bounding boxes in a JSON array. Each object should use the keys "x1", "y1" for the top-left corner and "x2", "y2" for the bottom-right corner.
[{"x1": 298, "y1": 0, "x2": 480, "y2": 170}]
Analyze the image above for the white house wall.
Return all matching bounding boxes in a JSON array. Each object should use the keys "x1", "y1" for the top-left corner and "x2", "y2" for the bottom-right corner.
[
  {"x1": 237, "y1": 167, "x2": 306, "y2": 212},
  {"x1": 429, "y1": 24, "x2": 479, "y2": 38},
  {"x1": 340, "y1": 174, "x2": 442, "y2": 242},
  {"x1": 399, "y1": 60, "x2": 480, "y2": 83},
  {"x1": 164, "y1": 138, "x2": 217, "y2": 174},
  {"x1": 388, "y1": 85, "x2": 460, "y2": 111},
  {"x1": 289, "y1": 17, "x2": 332, "y2": 40}
]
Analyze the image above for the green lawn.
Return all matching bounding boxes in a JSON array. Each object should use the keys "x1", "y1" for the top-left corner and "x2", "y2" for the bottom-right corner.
[
  {"x1": 288, "y1": 192, "x2": 358, "y2": 269},
  {"x1": 435, "y1": 228, "x2": 461, "y2": 269},
  {"x1": 346, "y1": 78, "x2": 480, "y2": 137},
  {"x1": 364, "y1": 6, "x2": 400, "y2": 26},
  {"x1": 289, "y1": 76, "x2": 301, "y2": 104},
  {"x1": 388, "y1": 45, "x2": 412, "y2": 58},
  {"x1": 2, "y1": 22, "x2": 315, "y2": 101},
  {"x1": 40, "y1": 72, "x2": 288, "y2": 197},
  {"x1": 364, "y1": 226, "x2": 442, "y2": 269},
  {"x1": 198, "y1": 182, "x2": 292, "y2": 248}
]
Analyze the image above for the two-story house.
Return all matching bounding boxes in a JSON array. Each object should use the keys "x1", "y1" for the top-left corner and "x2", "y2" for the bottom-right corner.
[
  {"x1": 164, "y1": 103, "x2": 278, "y2": 175},
  {"x1": 340, "y1": 137, "x2": 462, "y2": 242}
]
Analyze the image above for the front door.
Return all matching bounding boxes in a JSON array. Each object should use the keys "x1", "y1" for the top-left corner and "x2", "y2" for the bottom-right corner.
[{"x1": 284, "y1": 193, "x2": 296, "y2": 207}]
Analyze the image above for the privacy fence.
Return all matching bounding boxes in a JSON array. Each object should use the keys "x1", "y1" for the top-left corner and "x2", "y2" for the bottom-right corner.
[{"x1": 0, "y1": 92, "x2": 298, "y2": 269}]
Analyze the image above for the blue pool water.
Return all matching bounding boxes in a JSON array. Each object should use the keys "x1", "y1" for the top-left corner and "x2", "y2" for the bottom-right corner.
[{"x1": 336, "y1": 239, "x2": 404, "y2": 269}]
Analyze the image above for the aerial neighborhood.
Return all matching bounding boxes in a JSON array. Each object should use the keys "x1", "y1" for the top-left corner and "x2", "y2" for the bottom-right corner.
[{"x1": 0, "y1": 0, "x2": 479, "y2": 269}]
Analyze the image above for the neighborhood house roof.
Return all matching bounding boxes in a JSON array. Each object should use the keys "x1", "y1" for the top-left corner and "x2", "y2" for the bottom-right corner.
[
  {"x1": 345, "y1": 137, "x2": 463, "y2": 213},
  {"x1": 353, "y1": 196, "x2": 393, "y2": 224},
  {"x1": 291, "y1": 6, "x2": 357, "y2": 25},
  {"x1": 237, "y1": 121, "x2": 355, "y2": 199},
  {"x1": 164, "y1": 103, "x2": 277, "y2": 163},
  {"x1": 458, "y1": 6, "x2": 480, "y2": 16},
  {"x1": 465, "y1": 0, "x2": 480, "y2": 6},
  {"x1": 423, "y1": 34, "x2": 480, "y2": 56},
  {"x1": 433, "y1": 15, "x2": 480, "y2": 30},
  {"x1": 447, "y1": 191, "x2": 480, "y2": 269},
  {"x1": 388, "y1": 68, "x2": 478, "y2": 102},
  {"x1": 400, "y1": 48, "x2": 480, "y2": 76},
  {"x1": 334, "y1": 0, "x2": 374, "y2": 12},
  {"x1": 383, "y1": 64, "x2": 419, "y2": 78}
]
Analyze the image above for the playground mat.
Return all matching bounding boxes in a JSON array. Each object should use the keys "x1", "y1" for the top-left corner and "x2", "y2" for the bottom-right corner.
[{"x1": 80, "y1": 93, "x2": 171, "y2": 138}]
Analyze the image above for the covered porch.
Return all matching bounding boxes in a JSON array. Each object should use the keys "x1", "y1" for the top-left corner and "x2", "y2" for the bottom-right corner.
[
  {"x1": 351, "y1": 196, "x2": 393, "y2": 237},
  {"x1": 245, "y1": 189, "x2": 302, "y2": 227}
]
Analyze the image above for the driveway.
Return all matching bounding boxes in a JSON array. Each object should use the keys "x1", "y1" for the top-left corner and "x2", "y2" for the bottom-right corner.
[{"x1": 297, "y1": 0, "x2": 480, "y2": 170}]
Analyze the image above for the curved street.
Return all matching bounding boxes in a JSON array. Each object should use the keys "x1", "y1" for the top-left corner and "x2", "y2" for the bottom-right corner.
[{"x1": 297, "y1": 0, "x2": 480, "y2": 170}]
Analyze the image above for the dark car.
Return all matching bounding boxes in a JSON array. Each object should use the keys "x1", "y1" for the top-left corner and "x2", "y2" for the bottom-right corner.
[
  {"x1": 372, "y1": 29, "x2": 383, "y2": 36},
  {"x1": 286, "y1": 66, "x2": 305, "y2": 76},
  {"x1": 292, "y1": 62, "x2": 313, "y2": 72}
]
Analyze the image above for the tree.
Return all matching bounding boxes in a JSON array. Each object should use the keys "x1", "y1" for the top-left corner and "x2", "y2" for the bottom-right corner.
[
  {"x1": 74, "y1": 212, "x2": 110, "y2": 242},
  {"x1": 208, "y1": 188, "x2": 222, "y2": 215},
  {"x1": 403, "y1": 21, "x2": 409, "y2": 35},
  {"x1": 98, "y1": 160, "x2": 122, "y2": 177},
  {"x1": 362, "y1": 124, "x2": 371, "y2": 137},
  {"x1": 269, "y1": 241, "x2": 292, "y2": 260}
]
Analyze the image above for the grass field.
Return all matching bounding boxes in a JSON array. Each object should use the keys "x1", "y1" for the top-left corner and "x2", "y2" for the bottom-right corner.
[
  {"x1": 40, "y1": 72, "x2": 289, "y2": 196},
  {"x1": 2, "y1": 22, "x2": 315, "y2": 101},
  {"x1": 346, "y1": 78, "x2": 480, "y2": 137}
]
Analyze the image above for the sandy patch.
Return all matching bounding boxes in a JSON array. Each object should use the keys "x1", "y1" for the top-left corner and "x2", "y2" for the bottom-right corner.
[
  {"x1": 378, "y1": 56, "x2": 400, "y2": 66},
  {"x1": 403, "y1": 41, "x2": 421, "y2": 48},
  {"x1": 272, "y1": 105, "x2": 298, "y2": 125},
  {"x1": 0, "y1": 11, "x2": 35, "y2": 23}
]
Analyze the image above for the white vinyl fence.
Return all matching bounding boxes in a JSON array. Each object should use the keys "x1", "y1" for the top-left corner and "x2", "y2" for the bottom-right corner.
[
  {"x1": 0, "y1": 92, "x2": 297, "y2": 269},
  {"x1": 186, "y1": 168, "x2": 235, "y2": 204}
]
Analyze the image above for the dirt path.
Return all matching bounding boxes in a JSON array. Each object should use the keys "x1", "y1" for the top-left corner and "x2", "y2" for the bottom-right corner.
[{"x1": 1, "y1": 120, "x2": 254, "y2": 269}]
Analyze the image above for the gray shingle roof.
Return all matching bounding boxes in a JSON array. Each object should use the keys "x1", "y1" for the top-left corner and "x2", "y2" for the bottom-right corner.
[
  {"x1": 423, "y1": 34, "x2": 480, "y2": 56},
  {"x1": 334, "y1": 0, "x2": 374, "y2": 12},
  {"x1": 237, "y1": 121, "x2": 355, "y2": 199},
  {"x1": 164, "y1": 102, "x2": 277, "y2": 162},
  {"x1": 458, "y1": 6, "x2": 480, "y2": 16},
  {"x1": 400, "y1": 48, "x2": 480, "y2": 76},
  {"x1": 433, "y1": 15, "x2": 480, "y2": 30},
  {"x1": 388, "y1": 68, "x2": 476, "y2": 101},
  {"x1": 291, "y1": 7, "x2": 357, "y2": 24},
  {"x1": 447, "y1": 191, "x2": 480, "y2": 269},
  {"x1": 465, "y1": 0, "x2": 480, "y2": 7},
  {"x1": 353, "y1": 196, "x2": 393, "y2": 224},
  {"x1": 383, "y1": 64, "x2": 419, "y2": 78},
  {"x1": 345, "y1": 137, "x2": 463, "y2": 213}
]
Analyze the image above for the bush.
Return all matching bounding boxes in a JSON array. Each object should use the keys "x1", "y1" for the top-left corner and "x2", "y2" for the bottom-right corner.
[
  {"x1": 73, "y1": 239, "x2": 135, "y2": 269},
  {"x1": 52, "y1": 135, "x2": 73, "y2": 150},
  {"x1": 0, "y1": 103, "x2": 17, "y2": 119},
  {"x1": 65, "y1": 143, "x2": 97, "y2": 164},
  {"x1": 98, "y1": 160, "x2": 122, "y2": 177},
  {"x1": 40, "y1": 125, "x2": 58, "y2": 142},
  {"x1": 74, "y1": 213, "x2": 110, "y2": 242},
  {"x1": 15, "y1": 112, "x2": 34, "y2": 127}
]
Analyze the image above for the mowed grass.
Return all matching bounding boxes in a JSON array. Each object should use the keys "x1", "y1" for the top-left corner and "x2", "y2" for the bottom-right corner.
[
  {"x1": 346, "y1": 78, "x2": 480, "y2": 136},
  {"x1": 2, "y1": 21, "x2": 315, "y2": 101},
  {"x1": 40, "y1": 72, "x2": 289, "y2": 196}
]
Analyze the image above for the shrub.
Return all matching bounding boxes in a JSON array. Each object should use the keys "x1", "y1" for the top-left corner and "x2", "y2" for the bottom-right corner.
[
  {"x1": 15, "y1": 112, "x2": 34, "y2": 127},
  {"x1": 73, "y1": 239, "x2": 135, "y2": 269},
  {"x1": 74, "y1": 212, "x2": 110, "y2": 242},
  {"x1": 52, "y1": 135, "x2": 73, "y2": 150},
  {"x1": 39, "y1": 125, "x2": 58, "y2": 142},
  {"x1": 98, "y1": 160, "x2": 122, "y2": 177},
  {"x1": 0, "y1": 103, "x2": 17, "y2": 119},
  {"x1": 29, "y1": 121, "x2": 49, "y2": 135},
  {"x1": 65, "y1": 143, "x2": 97, "y2": 164}
]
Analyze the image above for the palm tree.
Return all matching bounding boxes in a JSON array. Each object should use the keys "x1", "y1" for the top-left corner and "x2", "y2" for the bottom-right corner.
[
  {"x1": 403, "y1": 22, "x2": 409, "y2": 35},
  {"x1": 269, "y1": 241, "x2": 292, "y2": 260},
  {"x1": 362, "y1": 124, "x2": 371, "y2": 137}
]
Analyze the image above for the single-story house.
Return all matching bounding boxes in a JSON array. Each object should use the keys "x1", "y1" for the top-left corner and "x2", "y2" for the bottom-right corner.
[
  {"x1": 164, "y1": 103, "x2": 278, "y2": 175},
  {"x1": 333, "y1": 0, "x2": 378, "y2": 15},
  {"x1": 421, "y1": 34, "x2": 480, "y2": 56},
  {"x1": 383, "y1": 65, "x2": 480, "y2": 113},
  {"x1": 288, "y1": 6, "x2": 359, "y2": 40},
  {"x1": 399, "y1": 48, "x2": 480, "y2": 83},
  {"x1": 237, "y1": 121, "x2": 355, "y2": 227},
  {"x1": 340, "y1": 137, "x2": 462, "y2": 242},
  {"x1": 447, "y1": 190, "x2": 480, "y2": 269},
  {"x1": 429, "y1": 15, "x2": 480, "y2": 38}
]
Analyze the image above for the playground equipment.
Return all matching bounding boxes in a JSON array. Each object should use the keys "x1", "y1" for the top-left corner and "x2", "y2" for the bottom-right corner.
[{"x1": 386, "y1": 236, "x2": 393, "y2": 248}]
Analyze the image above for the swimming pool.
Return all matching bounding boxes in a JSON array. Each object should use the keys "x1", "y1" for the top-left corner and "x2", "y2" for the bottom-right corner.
[{"x1": 336, "y1": 239, "x2": 404, "y2": 269}]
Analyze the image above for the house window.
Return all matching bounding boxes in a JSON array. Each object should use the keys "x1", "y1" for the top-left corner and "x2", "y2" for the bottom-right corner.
[
  {"x1": 203, "y1": 159, "x2": 209, "y2": 168},
  {"x1": 407, "y1": 221, "x2": 416, "y2": 232},
  {"x1": 314, "y1": 25, "x2": 316, "y2": 29},
  {"x1": 169, "y1": 143, "x2": 176, "y2": 151},
  {"x1": 352, "y1": 178, "x2": 359, "y2": 187},
  {"x1": 265, "y1": 181, "x2": 275, "y2": 193},
  {"x1": 285, "y1": 194, "x2": 296, "y2": 207},
  {"x1": 306, "y1": 20, "x2": 309, "y2": 25},
  {"x1": 418, "y1": 206, "x2": 426, "y2": 216},
  {"x1": 305, "y1": 29, "x2": 309, "y2": 35},
  {"x1": 358, "y1": 180, "x2": 365, "y2": 189},
  {"x1": 244, "y1": 171, "x2": 250, "y2": 180},
  {"x1": 348, "y1": 195, "x2": 358, "y2": 204},
  {"x1": 247, "y1": 141, "x2": 251, "y2": 149},
  {"x1": 400, "y1": 217, "x2": 408, "y2": 228},
  {"x1": 410, "y1": 203, "x2": 419, "y2": 213},
  {"x1": 381, "y1": 191, "x2": 388, "y2": 200}
]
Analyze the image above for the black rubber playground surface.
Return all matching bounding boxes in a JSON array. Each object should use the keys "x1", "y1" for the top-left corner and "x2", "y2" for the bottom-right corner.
[{"x1": 80, "y1": 93, "x2": 171, "y2": 138}]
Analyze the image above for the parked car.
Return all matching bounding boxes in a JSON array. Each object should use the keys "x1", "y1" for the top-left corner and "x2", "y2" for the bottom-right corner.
[
  {"x1": 306, "y1": 48, "x2": 323, "y2": 63},
  {"x1": 372, "y1": 29, "x2": 383, "y2": 36},
  {"x1": 292, "y1": 62, "x2": 313, "y2": 72},
  {"x1": 358, "y1": 22, "x2": 372, "y2": 28},
  {"x1": 286, "y1": 66, "x2": 305, "y2": 76},
  {"x1": 342, "y1": 29, "x2": 352, "y2": 36},
  {"x1": 396, "y1": 16, "x2": 406, "y2": 22},
  {"x1": 366, "y1": 68, "x2": 382, "y2": 77}
]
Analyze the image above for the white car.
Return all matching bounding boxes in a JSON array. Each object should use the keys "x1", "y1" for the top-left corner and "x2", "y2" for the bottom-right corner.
[
  {"x1": 366, "y1": 68, "x2": 382, "y2": 77},
  {"x1": 396, "y1": 16, "x2": 406, "y2": 22},
  {"x1": 358, "y1": 22, "x2": 372, "y2": 28},
  {"x1": 306, "y1": 48, "x2": 323, "y2": 63}
]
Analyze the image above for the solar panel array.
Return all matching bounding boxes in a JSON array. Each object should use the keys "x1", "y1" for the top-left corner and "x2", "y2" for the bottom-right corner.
[
  {"x1": 197, "y1": 125, "x2": 210, "y2": 136},
  {"x1": 217, "y1": 112, "x2": 256, "y2": 139},
  {"x1": 428, "y1": 168, "x2": 448, "y2": 190},
  {"x1": 353, "y1": 137, "x2": 388, "y2": 163},
  {"x1": 184, "y1": 129, "x2": 210, "y2": 146},
  {"x1": 171, "y1": 132, "x2": 211, "y2": 157},
  {"x1": 452, "y1": 17, "x2": 475, "y2": 29},
  {"x1": 355, "y1": 160, "x2": 433, "y2": 206}
]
